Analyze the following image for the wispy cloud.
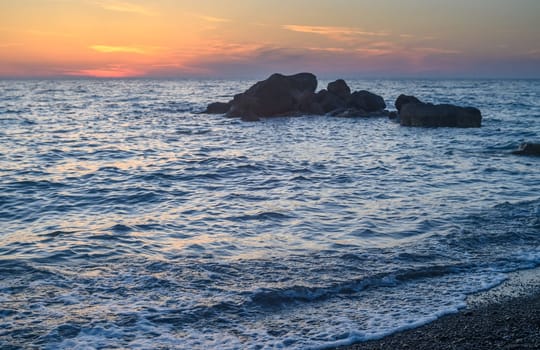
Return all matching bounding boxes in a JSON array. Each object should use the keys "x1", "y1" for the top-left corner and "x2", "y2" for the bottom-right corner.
[
  {"x1": 355, "y1": 48, "x2": 394, "y2": 56},
  {"x1": 93, "y1": 1, "x2": 157, "y2": 16},
  {"x1": 171, "y1": 41, "x2": 264, "y2": 58},
  {"x1": 414, "y1": 47, "x2": 461, "y2": 55},
  {"x1": 306, "y1": 47, "x2": 347, "y2": 53},
  {"x1": 283, "y1": 24, "x2": 388, "y2": 40},
  {"x1": 90, "y1": 45, "x2": 147, "y2": 54},
  {"x1": 196, "y1": 15, "x2": 231, "y2": 23}
]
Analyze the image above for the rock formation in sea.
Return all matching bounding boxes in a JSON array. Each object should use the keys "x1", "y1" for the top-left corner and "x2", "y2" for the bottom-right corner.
[
  {"x1": 204, "y1": 73, "x2": 388, "y2": 121},
  {"x1": 204, "y1": 73, "x2": 484, "y2": 127},
  {"x1": 395, "y1": 94, "x2": 482, "y2": 128},
  {"x1": 512, "y1": 142, "x2": 540, "y2": 156}
]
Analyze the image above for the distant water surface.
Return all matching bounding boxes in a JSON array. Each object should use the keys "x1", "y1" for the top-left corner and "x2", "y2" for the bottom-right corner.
[{"x1": 0, "y1": 78, "x2": 539, "y2": 349}]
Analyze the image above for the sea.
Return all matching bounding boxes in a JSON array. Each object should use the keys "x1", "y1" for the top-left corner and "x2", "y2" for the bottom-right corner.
[{"x1": 0, "y1": 78, "x2": 539, "y2": 349}]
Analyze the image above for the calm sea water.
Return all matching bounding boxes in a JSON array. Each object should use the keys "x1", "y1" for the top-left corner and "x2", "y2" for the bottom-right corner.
[{"x1": 1, "y1": 78, "x2": 539, "y2": 349}]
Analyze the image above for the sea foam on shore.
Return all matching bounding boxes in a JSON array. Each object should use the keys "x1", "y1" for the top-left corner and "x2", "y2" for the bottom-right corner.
[
  {"x1": 1, "y1": 78, "x2": 539, "y2": 349},
  {"x1": 335, "y1": 266, "x2": 540, "y2": 350}
]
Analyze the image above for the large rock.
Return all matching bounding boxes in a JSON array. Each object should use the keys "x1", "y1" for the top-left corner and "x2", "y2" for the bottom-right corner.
[
  {"x1": 226, "y1": 72, "x2": 319, "y2": 119},
  {"x1": 512, "y1": 142, "x2": 540, "y2": 156},
  {"x1": 327, "y1": 79, "x2": 351, "y2": 101},
  {"x1": 400, "y1": 103, "x2": 482, "y2": 128},
  {"x1": 204, "y1": 73, "x2": 388, "y2": 120},
  {"x1": 395, "y1": 94, "x2": 422, "y2": 112},
  {"x1": 347, "y1": 90, "x2": 386, "y2": 112}
]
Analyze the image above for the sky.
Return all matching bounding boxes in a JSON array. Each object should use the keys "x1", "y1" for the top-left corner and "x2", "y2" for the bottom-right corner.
[{"x1": 1, "y1": 0, "x2": 539, "y2": 78}]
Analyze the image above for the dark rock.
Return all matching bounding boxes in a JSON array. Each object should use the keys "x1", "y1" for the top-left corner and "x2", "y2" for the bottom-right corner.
[
  {"x1": 226, "y1": 72, "x2": 319, "y2": 119},
  {"x1": 227, "y1": 94, "x2": 260, "y2": 118},
  {"x1": 400, "y1": 103, "x2": 482, "y2": 128},
  {"x1": 304, "y1": 100, "x2": 325, "y2": 115},
  {"x1": 297, "y1": 91, "x2": 325, "y2": 115},
  {"x1": 315, "y1": 89, "x2": 347, "y2": 113},
  {"x1": 512, "y1": 143, "x2": 540, "y2": 156},
  {"x1": 327, "y1": 79, "x2": 351, "y2": 101},
  {"x1": 204, "y1": 101, "x2": 231, "y2": 114},
  {"x1": 395, "y1": 94, "x2": 422, "y2": 112},
  {"x1": 389, "y1": 111, "x2": 398, "y2": 119},
  {"x1": 347, "y1": 90, "x2": 386, "y2": 112},
  {"x1": 204, "y1": 73, "x2": 396, "y2": 121},
  {"x1": 376, "y1": 109, "x2": 391, "y2": 117}
]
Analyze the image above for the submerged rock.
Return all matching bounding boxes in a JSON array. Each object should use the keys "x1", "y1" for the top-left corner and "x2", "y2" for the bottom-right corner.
[
  {"x1": 329, "y1": 108, "x2": 389, "y2": 118},
  {"x1": 328, "y1": 108, "x2": 366, "y2": 118},
  {"x1": 204, "y1": 102, "x2": 231, "y2": 114},
  {"x1": 400, "y1": 103, "x2": 482, "y2": 128},
  {"x1": 512, "y1": 142, "x2": 540, "y2": 156}
]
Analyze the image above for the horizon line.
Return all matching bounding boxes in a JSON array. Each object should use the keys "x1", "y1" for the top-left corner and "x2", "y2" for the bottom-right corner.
[{"x1": 1, "y1": 74, "x2": 540, "y2": 81}]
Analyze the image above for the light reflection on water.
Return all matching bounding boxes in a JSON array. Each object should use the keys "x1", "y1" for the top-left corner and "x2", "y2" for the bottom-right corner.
[{"x1": 0, "y1": 78, "x2": 539, "y2": 349}]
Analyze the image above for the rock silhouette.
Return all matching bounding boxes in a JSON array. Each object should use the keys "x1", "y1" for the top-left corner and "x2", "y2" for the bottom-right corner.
[
  {"x1": 399, "y1": 102, "x2": 482, "y2": 128},
  {"x1": 204, "y1": 73, "x2": 483, "y2": 127},
  {"x1": 204, "y1": 73, "x2": 387, "y2": 120},
  {"x1": 327, "y1": 79, "x2": 351, "y2": 101},
  {"x1": 316, "y1": 89, "x2": 347, "y2": 113},
  {"x1": 348, "y1": 90, "x2": 386, "y2": 112},
  {"x1": 225, "y1": 73, "x2": 318, "y2": 119}
]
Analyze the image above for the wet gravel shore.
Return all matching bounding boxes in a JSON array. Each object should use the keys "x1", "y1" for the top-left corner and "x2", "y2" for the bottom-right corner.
[{"x1": 334, "y1": 267, "x2": 540, "y2": 350}]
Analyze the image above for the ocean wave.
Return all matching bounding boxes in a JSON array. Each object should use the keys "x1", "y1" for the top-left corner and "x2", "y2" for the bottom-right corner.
[
  {"x1": 227, "y1": 211, "x2": 294, "y2": 222},
  {"x1": 1, "y1": 78, "x2": 540, "y2": 349}
]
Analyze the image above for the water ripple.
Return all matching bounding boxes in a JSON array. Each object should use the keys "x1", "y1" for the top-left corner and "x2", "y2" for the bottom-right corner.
[{"x1": 0, "y1": 78, "x2": 539, "y2": 349}]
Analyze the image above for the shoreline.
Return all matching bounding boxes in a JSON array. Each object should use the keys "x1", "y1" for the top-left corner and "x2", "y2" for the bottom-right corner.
[{"x1": 333, "y1": 266, "x2": 540, "y2": 350}]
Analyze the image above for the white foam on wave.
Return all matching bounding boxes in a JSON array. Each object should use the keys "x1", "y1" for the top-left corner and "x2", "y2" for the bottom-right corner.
[
  {"x1": 2, "y1": 79, "x2": 540, "y2": 349},
  {"x1": 41, "y1": 270, "x2": 511, "y2": 350},
  {"x1": 516, "y1": 249, "x2": 540, "y2": 265}
]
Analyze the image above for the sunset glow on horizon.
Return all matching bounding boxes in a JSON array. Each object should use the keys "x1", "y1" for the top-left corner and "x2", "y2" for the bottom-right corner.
[{"x1": 1, "y1": 0, "x2": 539, "y2": 79}]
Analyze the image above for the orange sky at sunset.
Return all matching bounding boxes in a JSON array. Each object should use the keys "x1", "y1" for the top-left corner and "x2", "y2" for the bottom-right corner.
[{"x1": 1, "y1": 0, "x2": 539, "y2": 78}]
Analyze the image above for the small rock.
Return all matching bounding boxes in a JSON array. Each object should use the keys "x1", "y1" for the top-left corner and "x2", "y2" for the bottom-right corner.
[
  {"x1": 204, "y1": 101, "x2": 231, "y2": 114},
  {"x1": 512, "y1": 142, "x2": 540, "y2": 156},
  {"x1": 400, "y1": 102, "x2": 482, "y2": 128}
]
